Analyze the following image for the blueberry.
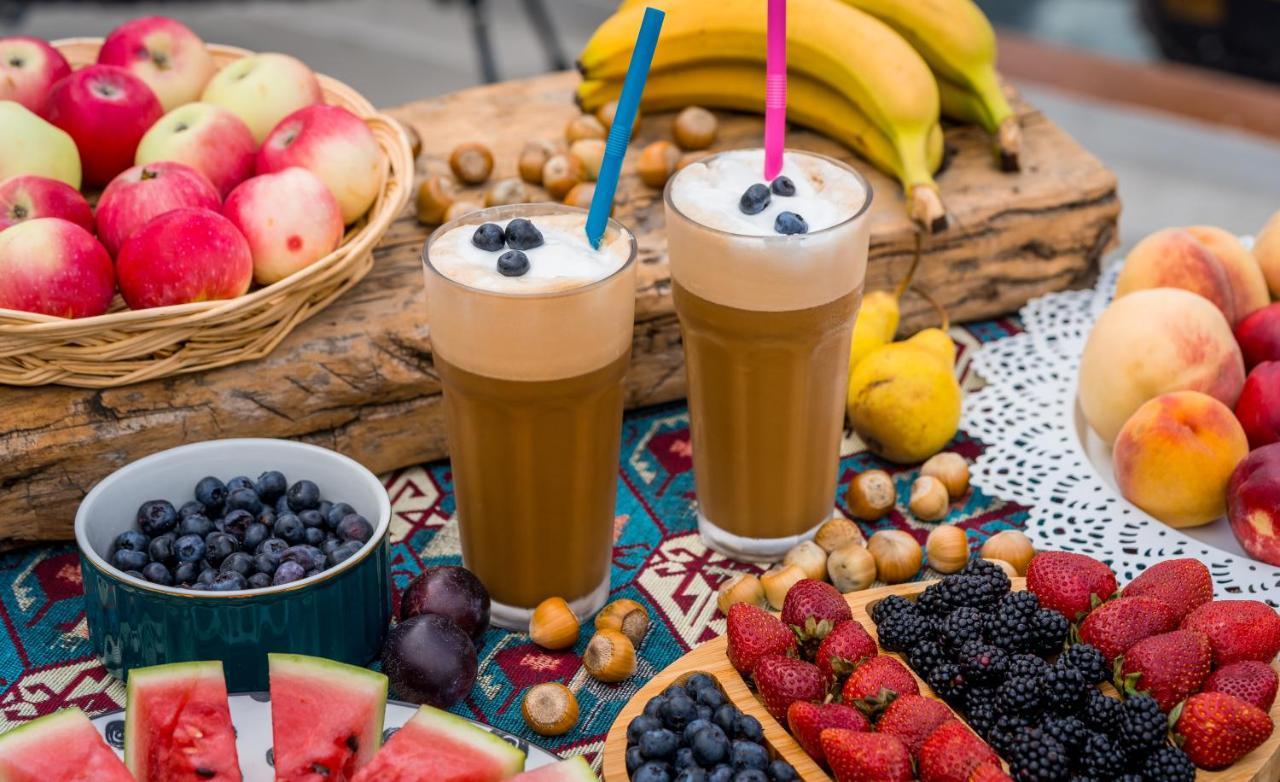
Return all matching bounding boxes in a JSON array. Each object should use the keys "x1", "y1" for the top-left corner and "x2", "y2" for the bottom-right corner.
[
  {"x1": 504, "y1": 218, "x2": 544, "y2": 250},
  {"x1": 326, "y1": 502, "x2": 355, "y2": 529},
  {"x1": 177, "y1": 514, "x2": 214, "y2": 537},
  {"x1": 496, "y1": 250, "x2": 530, "y2": 277},
  {"x1": 729, "y1": 740, "x2": 768, "y2": 771},
  {"x1": 768, "y1": 760, "x2": 797, "y2": 781},
  {"x1": 148, "y1": 533, "x2": 177, "y2": 565},
  {"x1": 194, "y1": 476, "x2": 227, "y2": 510},
  {"x1": 298, "y1": 509, "x2": 325, "y2": 529},
  {"x1": 696, "y1": 686, "x2": 726, "y2": 709},
  {"x1": 274, "y1": 514, "x2": 305, "y2": 544},
  {"x1": 303, "y1": 527, "x2": 327, "y2": 547},
  {"x1": 321, "y1": 537, "x2": 342, "y2": 556},
  {"x1": 179, "y1": 500, "x2": 205, "y2": 518},
  {"x1": 257, "y1": 537, "x2": 289, "y2": 558},
  {"x1": 731, "y1": 771, "x2": 767, "y2": 782},
  {"x1": 282, "y1": 545, "x2": 326, "y2": 572},
  {"x1": 189, "y1": 583, "x2": 208, "y2": 591},
  {"x1": 256, "y1": 508, "x2": 277, "y2": 528},
  {"x1": 136, "y1": 500, "x2": 178, "y2": 536},
  {"x1": 113, "y1": 530, "x2": 150, "y2": 553},
  {"x1": 328, "y1": 540, "x2": 364, "y2": 566},
  {"x1": 317, "y1": 500, "x2": 332, "y2": 518},
  {"x1": 253, "y1": 553, "x2": 280, "y2": 576},
  {"x1": 197, "y1": 567, "x2": 218, "y2": 586},
  {"x1": 738, "y1": 183, "x2": 771, "y2": 215},
  {"x1": 221, "y1": 509, "x2": 255, "y2": 539},
  {"x1": 275, "y1": 494, "x2": 292, "y2": 514},
  {"x1": 272, "y1": 560, "x2": 306, "y2": 586},
  {"x1": 175, "y1": 534, "x2": 207, "y2": 564},
  {"x1": 208, "y1": 571, "x2": 248, "y2": 591},
  {"x1": 734, "y1": 715, "x2": 763, "y2": 743},
  {"x1": 660, "y1": 694, "x2": 697, "y2": 731},
  {"x1": 247, "y1": 572, "x2": 272, "y2": 589},
  {"x1": 254, "y1": 470, "x2": 288, "y2": 503},
  {"x1": 141, "y1": 562, "x2": 173, "y2": 586},
  {"x1": 639, "y1": 729, "x2": 679, "y2": 760},
  {"x1": 626, "y1": 746, "x2": 646, "y2": 774},
  {"x1": 686, "y1": 672, "x2": 715, "y2": 692},
  {"x1": 674, "y1": 769, "x2": 706, "y2": 782},
  {"x1": 773, "y1": 212, "x2": 807, "y2": 235},
  {"x1": 112, "y1": 549, "x2": 149, "y2": 572},
  {"x1": 643, "y1": 695, "x2": 667, "y2": 719},
  {"x1": 674, "y1": 747, "x2": 696, "y2": 770},
  {"x1": 633, "y1": 763, "x2": 672, "y2": 782},
  {"x1": 629, "y1": 715, "x2": 663, "y2": 745},
  {"x1": 173, "y1": 562, "x2": 200, "y2": 586},
  {"x1": 713, "y1": 704, "x2": 739, "y2": 735},
  {"x1": 227, "y1": 475, "x2": 254, "y2": 493},
  {"x1": 243, "y1": 522, "x2": 270, "y2": 552},
  {"x1": 471, "y1": 223, "x2": 506, "y2": 252},
  {"x1": 691, "y1": 724, "x2": 729, "y2": 766},
  {"x1": 770, "y1": 176, "x2": 796, "y2": 197},
  {"x1": 225, "y1": 488, "x2": 260, "y2": 515},
  {"x1": 287, "y1": 480, "x2": 321, "y2": 511},
  {"x1": 220, "y1": 551, "x2": 254, "y2": 576},
  {"x1": 203, "y1": 532, "x2": 237, "y2": 567},
  {"x1": 696, "y1": 704, "x2": 713, "y2": 721},
  {"x1": 708, "y1": 766, "x2": 733, "y2": 782},
  {"x1": 337, "y1": 514, "x2": 374, "y2": 544}
]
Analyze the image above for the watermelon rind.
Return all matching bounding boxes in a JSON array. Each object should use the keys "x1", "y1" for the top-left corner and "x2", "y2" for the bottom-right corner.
[
  {"x1": 124, "y1": 660, "x2": 228, "y2": 774},
  {"x1": 0, "y1": 708, "x2": 87, "y2": 752},
  {"x1": 0, "y1": 708, "x2": 134, "y2": 782},
  {"x1": 510, "y1": 756, "x2": 599, "y2": 782},
  {"x1": 267, "y1": 653, "x2": 388, "y2": 772},
  {"x1": 406, "y1": 705, "x2": 526, "y2": 776}
]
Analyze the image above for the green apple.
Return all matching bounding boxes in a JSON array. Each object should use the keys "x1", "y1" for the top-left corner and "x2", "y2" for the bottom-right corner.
[
  {"x1": 0, "y1": 100, "x2": 81, "y2": 189},
  {"x1": 200, "y1": 53, "x2": 322, "y2": 143}
]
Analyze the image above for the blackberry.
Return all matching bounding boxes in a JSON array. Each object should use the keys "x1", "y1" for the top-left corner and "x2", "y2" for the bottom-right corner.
[
  {"x1": 965, "y1": 684, "x2": 998, "y2": 712},
  {"x1": 940, "y1": 607, "x2": 986, "y2": 651},
  {"x1": 1042, "y1": 664, "x2": 1089, "y2": 715},
  {"x1": 1080, "y1": 689, "x2": 1124, "y2": 734},
  {"x1": 966, "y1": 697, "x2": 999, "y2": 738},
  {"x1": 908, "y1": 640, "x2": 951, "y2": 675},
  {"x1": 987, "y1": 712, "x2": 1033, "y2": 755},
  {"x1": 1005, "y1": 727, "x2": 1071, "y2": 782},
  {"x1": 1114, "y1": 777, "x2": 1144, "y2": 782},
  {"x1": 959, "y1": 641, "x2": 1008, "y2": 685},
  {"x1": 938, "y1": 574, "x2": 1002, "y2": 610},
  {"x1": 962, "y1": 558, "x2": 1013, "y2": 597},
  {"x1": 1006, "y1": 654, "x2": 1050, "y2": 680},
  {"x1": 1040, "y1": 715, "x2": 1090, "y2": 760},
  {"x1": 1031, "y1": 609, "x2": 1070, "y2": 655},
  {"x1": 1079, "y1": 733, "x2": 1126, "y2": 779},
  {"x1": 876, "y1": 606, "x2": 934, "y2": 652},
  {"x1": 871, "y1": 594, "x2": 914, "y2": 625},
  {"x1": 996, "y1": 674, "x2": 1044, "y2": 718},
  {"x1": 997, "y1": 590, "x2": 1041, "y2": 614},
  {"x1": 915, "y1": 583, "x2": 952, "y2": 616},
  {"x1": 1140, "y1": 746, "x2": 1196, "y2": 782},
  {"x1": 1060, "y1": 643, "x2": 1109, "y2": 685},
  {"x1": 1117, "y1": 695, "x2": 1169, "y2": 760},
  {"x1": 926, "y1": 663, "x2": 969, "y2": 703},
  {"x1": 985, "y1": 592, "x2": 1042, "y2": 653}
]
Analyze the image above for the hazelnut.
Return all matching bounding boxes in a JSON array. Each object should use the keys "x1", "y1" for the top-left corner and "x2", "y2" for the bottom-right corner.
[
  {"x1": 542, "y1": 154, "x2": 584, "y2": 200},
  {"x1": 565, "y1": 114, "x2": 606, "y2": 143},
  {"x1": 563, "y1": 182, "x2": 596, "y2": 209},
  {"x1": 867, "y1": 530, "x2": 922, "y2": 584},
  {"x1": 814, "y1": 517, "x2": 864, "y2": 553},
  {"x1": 596, "y1": 99, "x2": 638, "y2": 134},
  {"x1": 717, "y1": 573, "x2": 765, "y2": 614},
  {"x1": 760, "y1": 564, "x2": 806, "y2": 610},
  {"x1": 827, "y1": 543, "x2": 876, "y2": 593},
  {"x1": 673, "y1": 106, "x2": 717, "y2": 151},
  {"x1": 415, "y1": 175, "x2": 456, "y2": 226},
  {"x1": 595, "y1": 598, "x2": 650, "y2": 648},
  {"x1": 570, "y1": 139, "x2": 606, "y2": 181},
  {"x1": 908, "y1": 475, "x2": 950, "y2": 522},
  {"x1": 846, "y1": 470, "x2": 896, "y2": 521},
  {"x1": 782, "y1": 540, "x2": 828, "y2": 582},
  {"x1": 676, "y1": 151, "x2": 712, "y2": 171},
  {"x1": 403, "y1": 121, "x2": 423, "y2": 159},
  {"x1": 484, "y1": 177, "x2": 527, "y2": 207},
  {"x1": 980, "y1": 530, "x2": 1035, "y2": 576},
  {"x1": 583, "y1": 629, "x2": 636, "y2": 683},
  {"x1": 637, "y1": 141, "x2": 681, "y2": 189},
  {"x1": 921, "y1": 452, "x2": 970, "y2": 500},
  {"x1": 521, "y1": 682, "x2": 579, "y2": 736},
  {"x1": 449, "y1": 142, "x2": 494, "y2": 185},
  {"x1": 518, "y1": 140, "x2": 556, "y2": 185},
  {"x1": 925, "y1": 524, "x2": 969, "y2": 574},
  {"x1": 529, "y1": 596, "x2": 579, "y2": 650},
  {"x1": 443, "y1": 199, "x2": 483, "y2": 222}
]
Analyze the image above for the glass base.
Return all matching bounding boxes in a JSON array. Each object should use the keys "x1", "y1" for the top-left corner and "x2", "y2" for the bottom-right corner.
[
  {"x1": 486, "y1": 575, "x2": 612, "y2": 631},
  {"x1": 698, "y1": 510, "x2": 831, "y2": 563}
]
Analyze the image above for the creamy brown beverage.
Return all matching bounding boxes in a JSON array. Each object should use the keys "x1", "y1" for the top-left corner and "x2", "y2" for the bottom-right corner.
[
  {"x1": 665, "y1": 149, "x2": 872, "y2": 560},
  {"x1": 423, "y1": 204, "x2": 637, "y2": 628}
]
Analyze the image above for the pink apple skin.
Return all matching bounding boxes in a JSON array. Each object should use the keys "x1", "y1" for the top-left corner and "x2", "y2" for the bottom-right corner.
[
  {"x1": 1236, "y1": 362, "x2": 1280, "y2": 450},
  {"x1": 95, "y1": 161, "x2": 220, "y2": 256},
  {"x1": 0, "y1": 36, "x2": 71, "y2": 113},
  {"x1": 97, "y1": 16, "x2": 216, "y2": 112},
  {"x1": 0, "y1": 217, "x2": 114, "y2": 318},
  {"x1": 1236, "y1": 303, "x2": 1280, "y2": 370},
  {"x1": 223, "y1": 168, "x2": 342, "y2": 285},
  {"x1": 256, "y1": 104, "x2": 380, "y2": 224},
  {"x1": 116, "y1": 207, "x2": 250, "y2": 309},
  {"x1": 0, "y1": 175, "x2": 94, "y2": 234},
  {"x1": 1227, "y1": 443, "x2": 1280, "y2": 566},
  {"x1": 135, "y1": 102, "x2": 256, "y2": 197},
  {"x1": 44, "y1": 65, "x2": 163, "y2": 188}
]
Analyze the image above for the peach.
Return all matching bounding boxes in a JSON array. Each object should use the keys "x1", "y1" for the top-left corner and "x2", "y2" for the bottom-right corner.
[
  {"x1": 1116, "y1": 228, "x2": 1236, "y2": 324},
  {"x1": 1228, "y1": 443, "x2": 1280, "y2": 566},
  {"x1": 0, "y1": 217, "x2": 114, "y2": 318},
  {"x1": 1236, "y1": 362, "x2": 1280, "y2": 450},
  {"x1": 1079, "y1": 288, "x2": 1245, "y2": 444},
  {"x1": 1186, "y1": 226, "x2": 1271, "y2": 323},
  {"x1": 1258, "y1": 209, "x2": 1280, "y2": 300},
  {"x1": 116, "y1": 207, "x2": 251, "y2": 309},
  {"x1": 222, "y1": 168, "x2": 343, "y2": 285},
  {"x1": 1114, "y1": 391, "x2": 1249, "y2": 528}
]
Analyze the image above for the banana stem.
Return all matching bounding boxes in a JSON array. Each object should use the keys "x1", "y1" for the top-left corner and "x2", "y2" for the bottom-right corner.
[
  {"x1": 910, "y1": 187, "x2": 948, "y2": 233},
  {"x1": 997, "y1": 116, "x2": 1022, "y2": 172},
  {"x1": 909, "y1": 284, "x2": 951, "y2": 331}
]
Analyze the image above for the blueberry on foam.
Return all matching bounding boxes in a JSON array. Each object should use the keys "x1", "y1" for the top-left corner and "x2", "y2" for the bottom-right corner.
[
  {"x1": 504, "y1": 218, "x2": 544, "y2": 250},
  {"x1": 770, "y1": 176, "x2": 796, "y2": 197},
  {"x1": 738, "y1": 183, "x2": 771, "y2": 215},
  {"x1": 497, "y1": 250, "x2": 530, "y2": 277},
  {"x1": 471, "y1": 223, "x2": 505, "y2": 252},
  {"x1": 774, "y1": 212, "x2": 808, "y2": 235}
]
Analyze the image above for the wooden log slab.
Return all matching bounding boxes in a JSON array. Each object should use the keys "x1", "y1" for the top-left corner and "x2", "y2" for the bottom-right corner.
[{"x1": 0, "y1": 71, "x2": 1118, "y2": 542}]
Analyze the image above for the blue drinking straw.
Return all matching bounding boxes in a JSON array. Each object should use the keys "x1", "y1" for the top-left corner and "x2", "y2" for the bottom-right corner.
[{"x1": 586, "y1": 6, "x2": 665, "y2": 249}]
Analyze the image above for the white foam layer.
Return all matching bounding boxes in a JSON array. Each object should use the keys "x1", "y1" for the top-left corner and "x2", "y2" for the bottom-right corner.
[
  {"x1": 430, "y1": 213, "x2": 630, "y2": 293},
  {"x1": 669, "y1": 149, "x2": 866, "y2": 236}
]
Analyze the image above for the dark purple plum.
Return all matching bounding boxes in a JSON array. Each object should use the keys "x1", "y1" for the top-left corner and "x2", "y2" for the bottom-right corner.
[
  {"x1": 399, "y1": 565, "x2": 491, "y2": 641},
  {"x1": 383, "y1": 613, "x2": 477, "y2": 708}
]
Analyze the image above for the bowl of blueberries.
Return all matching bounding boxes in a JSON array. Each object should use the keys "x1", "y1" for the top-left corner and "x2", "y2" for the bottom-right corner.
[{"x1": 74, "y1": 438, "x2": 393, "y2": 692}]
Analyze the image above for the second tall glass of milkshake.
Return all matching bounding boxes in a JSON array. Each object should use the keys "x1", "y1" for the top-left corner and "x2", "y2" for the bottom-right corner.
[{"x1": 665, "y1": 149, "x2": 872, "y2": 560}]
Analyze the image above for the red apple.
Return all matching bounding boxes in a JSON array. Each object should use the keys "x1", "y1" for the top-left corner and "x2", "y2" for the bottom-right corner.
[
  {"x1": 0, "y1": 175, "x2": 94, "y2": 234},
  {"x1": 135, "y1": 102, "x2": 255, "y2": 197},
  {"x1": 0, "y1": 217, "x2": 114, "y2": 318},
  {"x1": 223, "y1": 168, "x2": 342, "y2": 285},
  {"x1": 1236, "y1": 302, "x2": 1280, "y2": 370},
  {"x1": 257, "y1": 104, "x2": 380, "y2": 224},
  {"x1": 199, "y1": 52, "x2": 322, "y2": 143},
  {"x1": 44, "y1": 64, "x2": 163, "y2": 187},
  {"x1": 97, "y1": 16, "x2": 215, "y2": 112},
  {"x1": 116, "y1": 207, "x2": 250, "y2": 309},
  {"x1": 95, "y1": 161, "x2": 220, "y2": 256},
  {"x1": 1228, "y1": 443, "x2": 1280, "y2": 566},
  {"x1": 1236, "y1": 362, "x2": 1280, "y2": 450},
  {"x1": 0, "y1": 36, "x2": 71, "y2": 113}
]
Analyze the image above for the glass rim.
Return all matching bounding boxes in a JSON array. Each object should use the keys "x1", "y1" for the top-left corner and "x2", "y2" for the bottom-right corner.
[
  {"x1": 662, "y1": 148, "x2": 874, "y2": 241},
  {"x1": 422, "y1": 204, "x2": 639, "y2": 300}
]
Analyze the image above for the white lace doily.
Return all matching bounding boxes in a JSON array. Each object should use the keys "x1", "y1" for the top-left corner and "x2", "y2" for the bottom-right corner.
[{"x1": 962, "y1": 262, "x2": 1280, "y2": 604}]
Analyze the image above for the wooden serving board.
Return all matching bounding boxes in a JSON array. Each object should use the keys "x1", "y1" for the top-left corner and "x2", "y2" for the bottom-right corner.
[
  {"x1": 0, "y1": 70, "x2": 1119, "y2": 542},
  {"x1": 601, "y1": 579, "x2": 1280, "y2": 782}
]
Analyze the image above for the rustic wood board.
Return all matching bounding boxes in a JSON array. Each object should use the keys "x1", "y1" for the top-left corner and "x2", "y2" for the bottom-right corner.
[
  {"x1": 602, "y1": 579, "x2": 1280, "y2": 782},
  {"x1": 0, "y1": 70, "x2": 1118, "y2": 542}
]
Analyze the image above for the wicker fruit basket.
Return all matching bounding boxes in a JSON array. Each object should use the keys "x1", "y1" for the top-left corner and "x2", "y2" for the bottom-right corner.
[{"x1": 0, "y1": 39, "x2": 414, "y2": 388}]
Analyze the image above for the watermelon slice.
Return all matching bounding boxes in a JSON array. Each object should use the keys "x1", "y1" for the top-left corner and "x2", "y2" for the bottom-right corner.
[
  {"x1": 351, "y1": 705, "x2": 525, "y2": 782},
  {"x1": 508, "y1": 757, "x2": 599, "y2": 782},
  {"x1": 268, "y1": 653, "x2": 388, "y2": 782},
  {"x1": 0, "y1": 708, "x2": 134, "y2": 782},
  {"x1": 125, "y1": 660, "x2": 243, "y2": 782}
]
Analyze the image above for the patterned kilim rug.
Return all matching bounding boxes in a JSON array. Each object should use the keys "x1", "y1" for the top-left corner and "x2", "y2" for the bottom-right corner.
[{"x1": 0, "y1": 318, "x2": 1026, "y2": 770}]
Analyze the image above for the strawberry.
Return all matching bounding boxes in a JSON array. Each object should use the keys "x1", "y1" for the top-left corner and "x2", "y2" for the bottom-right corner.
[
  {"x1": 1121, "y1": 558, "x2": 1212, "y2": 621},
  {"x1": 1115, "y1": 629, "x2": 1212, "y2": 712},
  {"x1": 1078, "y1": 595, "x2": 1177, "y2": 662},
  {"x1": 1172, "y1": 691, "x2": 1274, "y2": 770},
  {"x1": 753, "y1": 654, "x2": 825, "y2": 721},
  {"x1": 1025, "y1": 551, "x2": 1117, "y2": 621},
  {"x1": 815, "y1": 620, "x2": 877, "y2": 683},
  {"x1": 1181, "y1": 599, "x2": 1280, "y2": 667},
  {"x1": 786, "y1": 701, "x2": 869, "y2": 766},
  {"x1": 875, "y1": 694, "x2": 955, "y2": 759},
  {"x1": 967, "y1": 763, "x2": 1013, "y2": 782},
  {"x1": 840, "y1": 655, "x2": 919, "y2": 713},
  {"x1": 917, "y1": 721, "x2": 1001, "y2": 782},
  {"x1": 821, "y1": 728, "x2": 912, "y2": 782},
  {"x1": 726, "y1": 602, "x2": 795, "y2": 675},
  {"x1": 1204, "y1": 661, "x2": 1280, "y2": 711},
  {"x1": 782, "y1": 579, "x2": 854, "y2": 644}
]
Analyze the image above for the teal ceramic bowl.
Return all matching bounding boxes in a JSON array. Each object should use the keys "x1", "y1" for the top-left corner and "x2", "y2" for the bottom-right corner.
[{"x1": 75, "y1": 438, "x2": 393, "y2": 692}]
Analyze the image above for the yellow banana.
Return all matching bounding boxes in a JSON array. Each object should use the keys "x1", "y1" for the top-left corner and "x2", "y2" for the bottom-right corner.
[
  {"x1": 938, "y1": 77, "x2": 1021, "y2": 171},
  {"x1": 580, "y1": 0, "x2": 948, "y2": 231}
]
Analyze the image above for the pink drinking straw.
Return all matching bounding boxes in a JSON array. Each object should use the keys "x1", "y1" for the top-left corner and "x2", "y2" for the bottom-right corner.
[{"x1": 764, "y1": 0, "x2": 787, "y2": 181}]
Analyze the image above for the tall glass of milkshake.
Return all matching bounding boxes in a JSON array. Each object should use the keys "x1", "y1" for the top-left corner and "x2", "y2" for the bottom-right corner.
[
  {"x1": 423, "y1": 204, "x2": 637, "y2": 629},
  {"x1": 664, "y1": 149, "x2": 872, "y2": 560}
]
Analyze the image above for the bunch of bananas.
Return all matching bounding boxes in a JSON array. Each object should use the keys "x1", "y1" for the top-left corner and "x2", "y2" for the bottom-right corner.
[{"x1": 577, "y1": 0, "x2": 1021, "y2": 232}]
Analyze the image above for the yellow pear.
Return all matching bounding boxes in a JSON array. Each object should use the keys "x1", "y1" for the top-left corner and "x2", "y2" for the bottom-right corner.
[
  {"x1": 848, "y1": 237, "x2": 922, "y2": 372},
  {"x1": 848, "y1": 342, "x2": 961, "y2": 464}
]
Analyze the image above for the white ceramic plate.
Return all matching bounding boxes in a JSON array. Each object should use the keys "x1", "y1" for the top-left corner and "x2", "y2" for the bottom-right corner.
[{"x1": 90, "y1": 692, "x2": 560, "y2": 777}]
